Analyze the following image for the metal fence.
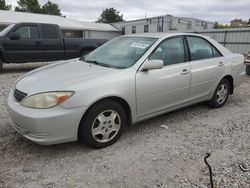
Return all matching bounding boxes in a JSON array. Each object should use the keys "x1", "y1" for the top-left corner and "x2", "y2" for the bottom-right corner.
[{"x1": 187, "y1": 28, "x2": 250, "y2": 55}]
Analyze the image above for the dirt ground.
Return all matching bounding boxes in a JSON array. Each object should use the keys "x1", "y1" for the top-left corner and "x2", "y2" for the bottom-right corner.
[{"x1": 0, "y1": 62, "x2": 250, "y2": 188}]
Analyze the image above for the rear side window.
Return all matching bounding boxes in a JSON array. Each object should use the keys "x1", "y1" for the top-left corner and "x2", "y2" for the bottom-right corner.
[
  {"x1": 187, "y1": 36, "x2": 221, "y2": 61},
  {"x1": 15, "y1": 26, "x2": 39, "y2": 39},
  {"x1": 212, "y1": 47, "x2": 222, "y2": 57},
  {"x1": 41, "y1": 24, "x2": 59, "y2": 39},
  {"x1": 149, "y1": 37, "x2": 185, "y2": 66}
]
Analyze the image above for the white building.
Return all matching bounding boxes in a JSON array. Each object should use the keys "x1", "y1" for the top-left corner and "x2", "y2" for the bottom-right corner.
[
  {"x1": 0, "y1": 11, "x2": 215, "y2": 40},
  {"x1": 0, "y1": 10, "x2": 121, "y2": 40},
  {"x1": 112, "y1": 15, "x2": 214, "y2": 35}
]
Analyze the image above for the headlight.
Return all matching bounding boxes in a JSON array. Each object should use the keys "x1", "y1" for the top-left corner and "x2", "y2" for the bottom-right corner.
[{"x1": 21, "y1": 91, "x2": 74, "y2": 109}]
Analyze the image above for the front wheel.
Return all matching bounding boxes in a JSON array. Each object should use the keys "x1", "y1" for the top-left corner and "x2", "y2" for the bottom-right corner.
[
  {"x1": 79, "y1": 100, "x2": 126, "y2": 148},
  {"x1": 209, "y1": 79, "x2": 230, "y2": 108}
]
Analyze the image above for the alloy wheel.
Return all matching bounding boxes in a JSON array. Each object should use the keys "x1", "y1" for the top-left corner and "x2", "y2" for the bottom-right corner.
[
  {"x1": 91, "y1": 110, "x2": 121, "y2": 143},
  {"x1": 216, "y1": 83, "x2": 228, "y2": 104}
]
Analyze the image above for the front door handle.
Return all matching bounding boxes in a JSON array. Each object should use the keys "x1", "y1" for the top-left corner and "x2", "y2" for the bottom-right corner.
[
  {"x1": 181, "y1": 69, "x2": 190, "y2": 75},
  {"x1": 218, "y1": 62, "x2": 224, "y2": 66}
]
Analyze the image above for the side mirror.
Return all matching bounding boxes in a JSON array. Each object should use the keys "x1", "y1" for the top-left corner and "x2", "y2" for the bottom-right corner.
[
  {"x1": 142, "y1": 59, "x2": 164, "y2": 71},
  {"x1": 9, "y1": 32, "x2": 21, "y2": 40}
]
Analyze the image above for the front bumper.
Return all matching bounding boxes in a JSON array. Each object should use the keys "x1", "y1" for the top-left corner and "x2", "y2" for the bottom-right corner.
[{"x1": 7, "y1": 89, "x2": 87, "y2": 145}]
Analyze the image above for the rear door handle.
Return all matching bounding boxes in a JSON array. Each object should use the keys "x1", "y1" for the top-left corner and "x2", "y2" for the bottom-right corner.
[
  {"x1": 218, "y1": 62, "x2": 224, "y2": 66},
  {"x1": 181, "y1": 69, "x2": 190, "y2": 75}
]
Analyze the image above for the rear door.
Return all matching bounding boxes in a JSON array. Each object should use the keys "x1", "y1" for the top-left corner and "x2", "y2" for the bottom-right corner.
[
  {"x1": 4, "y1": 24, "x2": 42, "y2": 62},
  {"x1": 136, "y1": 36, "x2": 191, "y2": 117},
  {"x1": 39, "y1": 24, "x2": 64, "y2": 61},
  {"x1": 186, "y1": 36, "x2": 225, "y2": 101}
]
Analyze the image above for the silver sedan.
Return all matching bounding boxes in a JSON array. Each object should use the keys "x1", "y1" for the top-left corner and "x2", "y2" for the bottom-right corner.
[{"x1": 8, "y1": 33, "x2": 246, "y2": 148}]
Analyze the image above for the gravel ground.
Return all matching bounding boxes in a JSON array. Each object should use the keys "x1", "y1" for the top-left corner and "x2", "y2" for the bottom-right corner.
[{"x1": 0, "y1": 63, "x2": 250, "y2": 188}]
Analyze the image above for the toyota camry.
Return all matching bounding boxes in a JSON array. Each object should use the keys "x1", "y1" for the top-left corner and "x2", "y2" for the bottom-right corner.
[{"x1": 8, "y1": 33, "x2": 246, "y2": 148}]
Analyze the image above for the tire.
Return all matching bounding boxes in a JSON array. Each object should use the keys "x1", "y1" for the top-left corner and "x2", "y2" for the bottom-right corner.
[
  {"x1": 209, "y1": 79, "x2": 230, "y2": 108},
  {"x1": 79, "y1": 100, "x2": 126, "y2": 148},
  {"x1": 0, "y1": 59, "x2": 3, "y2": 72},
  {"x1": 246, "y1": 65, "x2": 250, "y2": 75}
]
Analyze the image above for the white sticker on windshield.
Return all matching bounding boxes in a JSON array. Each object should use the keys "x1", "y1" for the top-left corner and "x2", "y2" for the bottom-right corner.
[{"x1": 131, "y1": 43, "x2": 149, "y2": 49}]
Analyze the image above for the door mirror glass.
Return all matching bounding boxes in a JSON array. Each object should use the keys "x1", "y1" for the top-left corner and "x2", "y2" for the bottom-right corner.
[
  {"x1": 142, "y1": 59, "x2": 164, "y2": 70},
  {"x1": 9, "y1": 32, "x2": 21, "y2": 40}
]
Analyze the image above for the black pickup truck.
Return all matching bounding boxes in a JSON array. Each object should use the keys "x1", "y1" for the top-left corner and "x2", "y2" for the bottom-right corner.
[{"x1": 0, "y1": 23, "x2": 107, "y2": 71}]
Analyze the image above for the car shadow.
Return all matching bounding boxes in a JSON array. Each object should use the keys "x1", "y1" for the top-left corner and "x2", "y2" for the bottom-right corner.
[
  {"x1": 5, "y1": 133, "x2": 94, "y2": 159},
  {"x1": 123, "y1": 102, "x2": 211, "y2": 134}
]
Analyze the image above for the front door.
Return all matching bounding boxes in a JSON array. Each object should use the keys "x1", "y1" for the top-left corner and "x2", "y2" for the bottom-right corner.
[
  {"x1": 4, "y1": 25, "x2": 42, "y2": 63},
  {"x1": 136, "y1": 37, "x2": 191, "y2": 117}
]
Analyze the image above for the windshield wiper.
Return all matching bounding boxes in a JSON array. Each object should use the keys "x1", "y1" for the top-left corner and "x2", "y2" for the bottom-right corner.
[
  {"x1": 80, "y1": 56, "x2": 85, "y2": 61},
  {"x1": 84, "y1": 59, "x2": 124, "y2": 69},
  {"x1": 85, "y1": 60, "x2": 111, "y2": 68}
]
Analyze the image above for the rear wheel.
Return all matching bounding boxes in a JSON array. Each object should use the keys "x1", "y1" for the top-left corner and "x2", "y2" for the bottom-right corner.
[
  {"x1": 246, "y1": 65, "x2": 250, "y2": 75},
  {"x1": 79, "y1": 100, "x2": 126, "y2": 148},
  {"x1": 209, "y1": 79, "x2": 230, "y2": 108}
]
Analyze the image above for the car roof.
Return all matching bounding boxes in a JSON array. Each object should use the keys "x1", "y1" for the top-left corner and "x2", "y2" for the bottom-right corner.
[{"x1": 122, "y1": 32, "x2": 207, "y2": 39}]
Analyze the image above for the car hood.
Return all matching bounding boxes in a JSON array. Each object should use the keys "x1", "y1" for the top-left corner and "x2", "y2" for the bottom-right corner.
[{"x1": 15, "y1": 59, "x2": 121, "y2": 94}]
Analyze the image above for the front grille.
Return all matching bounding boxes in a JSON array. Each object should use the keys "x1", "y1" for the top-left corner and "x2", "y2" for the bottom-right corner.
[{"x1": 14, "y1": 89, "x2": 27, "y2": 102}]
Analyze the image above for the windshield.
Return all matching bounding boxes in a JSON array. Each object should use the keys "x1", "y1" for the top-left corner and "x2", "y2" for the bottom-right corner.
[
  {"x1": 0, "y1": 24, "x2": 15, "y2": 37},
  {"x1": 84, "y1": 37, "x2": 157, "y2": 69}
]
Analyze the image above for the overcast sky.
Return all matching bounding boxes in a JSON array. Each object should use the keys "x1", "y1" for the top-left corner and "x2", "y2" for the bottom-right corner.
[{"x1": 6, "y1": 0, "x2": 250, "y2": 23}]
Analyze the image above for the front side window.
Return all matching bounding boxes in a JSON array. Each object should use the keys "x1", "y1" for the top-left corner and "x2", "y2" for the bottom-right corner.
[
  {"x1": 15, "y1": 26, "x2": 39, "y2": 39},
  {"x1": 85, "y1": 37, "x2": 157, "y2": 69},
  {"x1": 149, "y1": 37, "x2": 185, "y2": 66},
  {"x1": 187, "y1": 36, "x2": 215, "y2": 61}
]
